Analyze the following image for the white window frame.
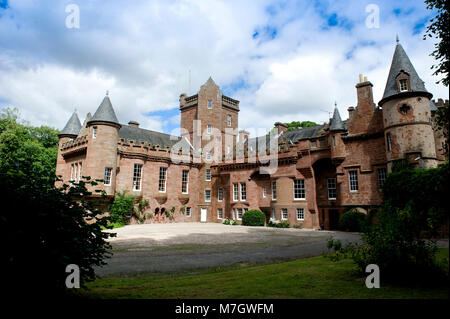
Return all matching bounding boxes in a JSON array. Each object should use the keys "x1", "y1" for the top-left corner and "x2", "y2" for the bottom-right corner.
[
  {"x1": 205, "y1": 169, "x2": 211, "y2": 181},
  {"x1": 296, "y1": 208, "x2": 304, "y2": 221},
  {"x1": 281, "y1": 208, "x2": 288, "y2": 220},
  {"x1": 70, "y1": 164, "x2": 74, "y2": 181},
  {"x1": 73, "y1": 163, "x2": 78, "y2": 182},
  {"x1": 349, "y1": 170, "x2": 359, "y2": 192},
  {"x1": 262, "y1": 186, "x2": 267, "y2": 198},
  {"x1": 227, "y1": 114, "x2": 231, "y2": 127},
  {"x1": 327, "y1": 178, "x2": 337, "y2": 200},
  {"x1": 233, "y1": 183, "x2": 239, "y2": 201},
  {"x1": 218, "y1": 187, "x2": 223, "y2": 202},
  {"x1": 181, "y1": 170, "x2": 189, "y2": 194},
  {"x1": 93, "y1": 126, "x2": 97, "y2": 139},
  {"x1": 218, "y1": 208, "x2": 223, "y2": 219},
  {"x1": 237, "y1": 208, "x2": 243, "y2": 220},
  {"x1": 240, "y1": 183, "x2": 246, "y2": 201},
  {"x1": 104, "y1": 167, "x2": 112, "y2": 186},
  {"x1": 78, "y1": 162, "x2": 82, "y2": 182},
  {"x1": 293, "y1": 179, "x2": 306, "y2": 200},
  {"x1": 133, "y1": 164, "x2": 143, "y2": 191},
  {"x1": 186, "y1": 207, "x2": 191, "y2": 217},
  {"x1": 205, "y1": 189, "x2": 211, "y2": 202},
  {"x1": 158, "y1": 167, "x2": 167, "y2": 192},
  {"x1": 399, "y1": 79, "x2": 408, "y2": 92},
  {"x1": 271, "y1": 208, "x2": 276, "y2": 221},
  {"x1": 386, "y1": 133, "x2": 392, "y2": 152},
  {"x1": 377, "y1": 168, "x2": 387, "y2": 190},
  {"x1": 207, "y1": 99, "x2": 212, "y2": 109},
  {"x1": 271, "y1": 181, "x2": 277, "y2": 200}
]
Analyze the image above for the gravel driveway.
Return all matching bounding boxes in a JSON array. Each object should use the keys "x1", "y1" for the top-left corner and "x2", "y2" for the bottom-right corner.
[{"x1": 95, "y1": 223, "x2": 362, "y2": 276}]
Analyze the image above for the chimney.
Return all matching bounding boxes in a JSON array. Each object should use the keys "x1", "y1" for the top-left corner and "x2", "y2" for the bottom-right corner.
[
  {"x1": 347, "y1": 107, "x2": 355, "y2": 121},
  {"x1": 239, "y1": 129, "x2": 249, "y2": 142},
  {"x1": 128, "y1": 121, "x2": 139, "y2": 128},
  {"x1": 355, "y1": 74, "x2": 375, "y2": 112},
  {"x1": 179, "y1": 93, "x2": 187, "y2": 108},
  {"x1": 274, "y1": 122, "x2": 288, "y2": 134}
]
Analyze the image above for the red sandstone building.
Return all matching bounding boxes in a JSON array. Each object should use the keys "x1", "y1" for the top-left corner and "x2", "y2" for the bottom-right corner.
[{"x1": 56, "y1": 42, "x2": 447, "y2": 229}]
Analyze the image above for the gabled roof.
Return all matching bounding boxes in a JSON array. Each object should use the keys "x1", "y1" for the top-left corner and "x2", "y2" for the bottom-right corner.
[
  {"x1": 119, "y1": 124, "x2": 181, "y2": 148},
  {"x1": 381, "y1": 43, "x2": 430, "y2": 103},
  {"x1": 329, "y1": 107, "x2": 347, "y2": 131},
  {"x1": 60, "y1": 112, "x2": 81, "y2": 136},
  {"x1": 88, "y1": 95, "x2": 120, "y2": 125}
]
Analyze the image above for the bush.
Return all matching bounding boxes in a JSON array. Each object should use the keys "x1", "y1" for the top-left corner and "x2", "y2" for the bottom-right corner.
[
  {"x1": 109, "y1": 191, "x2": 135, "y2": 225},
  {"x1": 223, "y1": 219, "x2": 231, "y2": 225},
  {"x1": 293, "y1": 222, "x2": 303, "y2": 229},
  {"x1": 267, "y1": 220, "x2": 290, "y2": 228},
  {"x1": 242, "y1": 210, "x2": 265, "y2": 226},
  {"x1": 339, "y1": 210, "x2": 368, "y2": 232},
  {"x1": 231, "y1": 220, "x2": 238, "y2": 225}
]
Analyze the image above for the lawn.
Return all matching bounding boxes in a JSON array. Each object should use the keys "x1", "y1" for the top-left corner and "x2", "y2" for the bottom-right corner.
[{"x1": 79, "y1": 248, "x2": 449, "y2": 299}]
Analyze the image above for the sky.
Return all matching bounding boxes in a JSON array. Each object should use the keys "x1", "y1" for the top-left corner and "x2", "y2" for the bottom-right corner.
[{"x1": 0, "y1": 0, "x2": 448, "y2": 137}]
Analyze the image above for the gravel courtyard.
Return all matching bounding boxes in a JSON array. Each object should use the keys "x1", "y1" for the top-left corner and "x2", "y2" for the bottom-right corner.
[{"x1": 95, "y1": 223, "x2": 362, "y2": 276}]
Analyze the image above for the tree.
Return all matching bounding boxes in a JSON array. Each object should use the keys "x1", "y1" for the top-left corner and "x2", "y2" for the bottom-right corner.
[
  {"x1": 424, "y1": 0, "x2": 449, "y2": 158},
  {"x1": 268, "y1": 120, "x2": 318, "y2": 134}
]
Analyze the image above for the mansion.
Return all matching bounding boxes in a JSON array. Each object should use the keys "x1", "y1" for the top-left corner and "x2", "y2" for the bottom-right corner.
[{"x1": 55, "y1": 42, "x2": 447, "y2": 229}]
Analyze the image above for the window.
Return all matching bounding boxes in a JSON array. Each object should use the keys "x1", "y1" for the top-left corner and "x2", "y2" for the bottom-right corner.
[
  {"x1": 158, "y1": 167, "x2": 167, "y2": 192},
  {"x1": 233, "y1": 183, "x2": 239, "y2": 201},
  {"x1": 205, "y1": 189, "x2": 211, "y2": 202},
  {"x1": 205, "y1": 169, "x2": 211, "y2": 181},
  {"x1": 206, "y1": 151, "x2": 212, "y2": 161},
  {"x1": 327, "y1": 178, "x2": 337, "y2": 200},
  {"x1": 377, "y1": 168, "x2": 387, "y2": 189},
  {"x1": 240, "y1": 183, "x2": 246, "y2": 201},
  {"x1": 78, "y1": 163, "x2": 82, "y2": 182},
  {"x1": 186, "y1": 207, "x2": 191, "y2": 217},
  {"x1": 399, "y1": 79, "x2": 408, "y2": 92},
  {"x1": 399, "y1": 104, "x2": 410, "y2": 115},
  {"x1": 104, "y1": 167, "x2": 112, "y2": 185},
  {"x1": 227, "y1": 114, "x2": 232, "y2": 127},
  {"x1": 181, "y1": 170, "x2": 189, "y2": 193},
  {"x1": 296, "y1": 208, "x2": 304, "y2": 220},
  {"x1": 282, "y1": 208, "x2": 288, "y2": 220},
  {"x1": 207, "y1": 124, "x2": 212, "y2": 134},
  {"x1": 293, "y1": 179, "x2": 305, "y2": 200},
  {"x1": 218, "y1": 187, "x2": 223, "y2": 202},
  {"x1": 332, "y1": 135, "x2": 336, "y2": 147},
  {"x1": 349, "y1": 170, "x2": 358, "y2": 192},
  {"x1": 207, "y1": 99, "x2": 212, "y2": 109},
  {"x1": 73, "y1": 163, "x2": 78, "y2": 182},
  {"x1": 386, "y1": 133, "x2": 392, "y2": 152},
  {"x1": 262, "y1": 186, "x2": 267, "y2": 198},
  {"x1": 93, "y1": 127, "x2": 97, "y2": 139},
  {"x1": 271, "y1": 181, "x2": 277, "y2": 200},
  {"x1": 70, "y1": 164, "x2": 74, "y2": 181},
  {"x1": 218, "y1": 208, "x2": 223, "y2": 219},
  {"x1": 237, "y1": 208, "x2": 243, "y2": 220},
  {"x1": 133, "y1": 164, "x2": 143, "y2": 191}
]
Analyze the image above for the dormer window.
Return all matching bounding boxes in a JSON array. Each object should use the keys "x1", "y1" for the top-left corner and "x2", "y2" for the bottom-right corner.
[{"x1": 396, "y1": 71, "x2": 410, "y2": 93}]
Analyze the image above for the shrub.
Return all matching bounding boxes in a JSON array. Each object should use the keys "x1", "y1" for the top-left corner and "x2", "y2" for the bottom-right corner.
[
  {"x1": 231, "y1": 220, "x2": 238, "y2": 225},
  {"x1": 242, "y1": 210, "x2": 265, "y2": 226},
  {"x1": 267, "y1": 220, "x2": 290, "y2": 228},
  {"x1": 338, "y1": 210, "x2": 368, "y2": 232},
  {"x1": 293, "y1": 222, "x2": 303, "y2": 229},
  {"x1": 109, "y1": 191, "x2": 135, "y2": 225},
  {"x1": 223, "y1": 219, "x2": 231, "y2": 225}
]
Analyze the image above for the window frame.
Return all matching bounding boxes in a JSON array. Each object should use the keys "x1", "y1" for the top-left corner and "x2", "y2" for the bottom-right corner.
[
  {"x1": 240, "y1": 182, "x2": 246, "y2": 201},
  {"x1": 218, "y1": 187, "x2": 223, "y2": 202},
  {"x1": 293, "y1": 179, "x2": 306, "y2": 200},
  {"x1": 327, "y1": 177, "x2": 337, "y2": 200},
  {"x1": 296, "y1": 208, "x2": 304, "y2": 221},
  {"x1": 217, "y1": 208, "x2": 223, "y2": 219},
  {"x1": 133, "y1": 163, "x2": 143, "y2": 191},
  {"x1": 233, "y1": 183, "x2": 239, "y2": 201},
  {"x1": 181, "y1": 170, "x2": 189, "y2": 194},
  {"x1": 281, "y1": 208, "x2": 288, "y2": 220},
  {"x1": 262, "y1": 186, "x2": 267, "y2": 198},
  {"x1": 186, "y1": 207, "x2": 191, "y2": 217},
  {"x1": 207, "y1": 99, "x2": 212, "y2": 109},
  {"x1": 227, "y1": 114, "x2": 232, "y2": 127},
  {"x1": 104, "y1": 167, "x2": 112, "y2": 186},
  {"x1": 204, "y1": 189, "x2": 211, "y2": 202},
  {"x1": 349, "y1": 170, "x2": 359, "y2": 192},
  {"x1": 205, "y1": 168, "x2": 211, "y2": 181},
  {"x1": 271, "y1": 181, "x2": 277, "y2": 200},
  {"x1": 377, "y1": 168, "x2": 387, "y2": 190},
  {"x1": 158, "y1": 167, "x2": 167, "y2": 192}
]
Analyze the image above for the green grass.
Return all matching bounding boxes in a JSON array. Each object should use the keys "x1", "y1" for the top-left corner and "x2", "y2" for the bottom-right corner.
[{"x1": 79, "y1": 248, "x2": 449, "y2": 299}]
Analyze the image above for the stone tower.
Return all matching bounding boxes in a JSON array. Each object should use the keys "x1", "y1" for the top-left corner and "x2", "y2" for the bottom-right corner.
[
  {"x1": 379, "y1": 41, "x2": 437, "y2": 171},
  {"x1": 56, "y1": 111, "x2": 81, "y2": 182},
  {"x1": 84, "y1": 93, "x2": 121, "y2": 195},
  {"x1": 329, "y1": 106, "x2": 347, "y2": 162}
]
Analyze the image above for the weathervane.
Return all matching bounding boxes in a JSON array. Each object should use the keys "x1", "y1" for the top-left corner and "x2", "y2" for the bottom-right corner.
[{"x1": 106, "y1": 90, "x2": 109, "y2": 96}]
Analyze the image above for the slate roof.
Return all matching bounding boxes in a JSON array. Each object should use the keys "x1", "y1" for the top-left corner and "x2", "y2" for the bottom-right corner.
[
  {"x1": 119, "y1": 124, "x2": 181, "y2": 148},
  {"x1": 381, "y1": 43, "x2": 429, "y2": 102},
  {"x1": 88, "y1": 96, "x2": 120, "y2": 125},
  {"x1": 430, "y1": 100, "x2": 438, "y2": 111},
  {"x1": 60, "y1": 112, "x2": 81, "y2": 136},
  {"x1": 329, "y1": 107, "x2": 347, "y2": 131}
]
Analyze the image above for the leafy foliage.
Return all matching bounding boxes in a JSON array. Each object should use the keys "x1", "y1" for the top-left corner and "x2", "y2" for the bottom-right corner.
[
  {"x1": 109, "y1": 191, "x2": 135, "y2": 225},
  {"x1": 338, "y1": 210, "x2": 369, "y2": 232},
  {"x1": 267, "y1": 220, "x2": 290, "y2": 228},
  {"x1": 242, "y1": 210, "x2": 266, "y2": 226},
  {"x1": 223, "y1": 219, "x2": 231, "y2": 225},
  {"x1": 267, "y1": 120, "x2": 318, "y2": 134}
]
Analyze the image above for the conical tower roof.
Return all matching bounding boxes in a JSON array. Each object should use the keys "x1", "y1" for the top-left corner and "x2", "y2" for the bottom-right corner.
[
  {"x1": 380, "y1": 42, "x2": 431, "y2": 105},
  {"x1": 87, "y1": 94, "x2": 120, "y2": 126},
  {"x1": 329, "y1": 107, "x2": 347, "y2": 132},
  {"x1": 59, "y1": 111, "x2": 81, "y2": 137}
]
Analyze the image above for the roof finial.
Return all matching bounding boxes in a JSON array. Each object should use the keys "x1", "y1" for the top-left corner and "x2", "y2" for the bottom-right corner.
[
  {"x1": 74, "y1": 107, "x2": 77, "y2": 113},
  {"x1": 396, "y1": 34, "x2": 399, "y2": 44},
  {"x1": 106, "y1": 90, "x2": 109, "y2": 96},
  {"x1": 334, "y1": 101, "x2": 337, "y2": 108}
]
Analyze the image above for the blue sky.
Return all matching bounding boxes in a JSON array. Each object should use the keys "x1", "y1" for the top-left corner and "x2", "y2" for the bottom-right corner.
[{"x1": 0, "y1": 0, "x2": 447, "y2": 135}]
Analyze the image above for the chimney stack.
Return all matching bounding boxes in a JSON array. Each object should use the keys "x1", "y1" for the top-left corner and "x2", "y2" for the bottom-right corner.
[
  {"x1": 274, "y1": 122, "x2": 288, "y2": 134},
  {"x1": 239, "y1": 129, "x2": 249, "y2": 142},
  {"x1": 128, "y1": 121, "x2": 140, "y2": 128},
  {"x1": 179, "y1": 93, "x2": 187, "y2": 108}
]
